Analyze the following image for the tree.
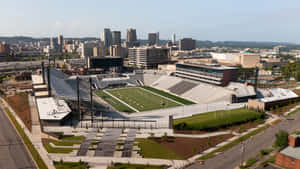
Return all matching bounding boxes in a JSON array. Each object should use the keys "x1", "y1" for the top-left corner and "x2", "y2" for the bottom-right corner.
[{"x1": 274, "y1": 130, "x2": 289, "y2": 149}]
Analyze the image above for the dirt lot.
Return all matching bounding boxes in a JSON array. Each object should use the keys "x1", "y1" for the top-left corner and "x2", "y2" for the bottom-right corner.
[
  {"x1": 150, "y1": 134, "x2": 233, "y2": 159},
  {"x1": 6, "y1": 93, "x2": 32, "y2": 131},
  {"x1": 174, "y1": 120, "x2": 261, "y2": 134}
]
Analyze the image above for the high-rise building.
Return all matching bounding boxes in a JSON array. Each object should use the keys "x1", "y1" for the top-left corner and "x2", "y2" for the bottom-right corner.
[
  {"x1": 126, "y1": 28, "x2": 137, "y2": 42},
  {"x1": 179, "y1": 38, "x2": 196, "y2": 51},
  {"x1": 57, "y1": 35, "x2": 64, "y2": 52},
  {"x1": 148, "y1": 32, "x2": 159, "y2": 46},
  {"x1": 172, "y1": 33, "x2": 176, "y2": 44},
  {"x1": 128, "y1": 46, "x2": 169, "y2": 69},
  {"x1": 80, "y1": 42, "x2": 98, "y2": 58},
  {"x1": 112, "y1": 31, "x2": 121, "y2": 46},
  {"x1": 58, "y1": 35, "x2": 64, "y2": 45},
  {"x1": 110, "y1": 45, "x2": 125, "y2": 57},
  {"x1": 50, "y1": 37, "x2": 58, "y2": 49},
  {"x1": 125, "y1": 28, "x2": 139, "y2": 48},
  {"x1": 102, "y1": 28, "x2": 112, "y2": 48}
]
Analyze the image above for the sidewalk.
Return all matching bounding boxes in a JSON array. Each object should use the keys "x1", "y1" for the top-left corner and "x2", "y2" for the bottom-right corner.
[
  {"x1": 49, "y1": 155, "x2": 189, "y2": 169},
  {"x1": 0, "y1": 97, "x2": 55, "y2": 169}
]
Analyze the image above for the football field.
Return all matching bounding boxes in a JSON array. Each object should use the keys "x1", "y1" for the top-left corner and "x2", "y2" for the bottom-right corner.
[{"x1": 106, "y1": 87, "x2": 181, "y2": 111}]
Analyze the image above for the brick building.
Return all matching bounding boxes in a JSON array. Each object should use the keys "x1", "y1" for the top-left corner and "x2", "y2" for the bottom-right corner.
[{"x1": 276, "y1": 134, "x2": 300, "y2": 169}]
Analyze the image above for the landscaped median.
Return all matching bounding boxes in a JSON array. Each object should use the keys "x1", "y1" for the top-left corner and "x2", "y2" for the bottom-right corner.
[
  {"x1": 135, "y1": 134, "x2": 234, "y2": 160},
  {"x1": 3, "y1": 107, "x2": 48, "y2": 169},
  {"x1": 42, "y1": 135, "x2": 85, "y2": 154},
  {"x1": 53, "y1": 161, "x2": 89, "y2": 169}
]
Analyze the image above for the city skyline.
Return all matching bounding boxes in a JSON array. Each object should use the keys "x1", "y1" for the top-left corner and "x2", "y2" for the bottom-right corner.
[{"x1": 1, "y1": 0, "x2": 300, "y2": 43}]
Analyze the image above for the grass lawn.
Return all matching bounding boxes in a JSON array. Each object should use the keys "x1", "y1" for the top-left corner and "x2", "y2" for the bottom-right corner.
[
  {"x1": 108, "y1": 163, "x2": 165, "y2": 169},
  {"x1": 136, "y1": 138, "x2": 183, "y2": 160},
  {"x1": 94, "y1": 90, "x2": 135, "y2": 113},
  {"x1": 4, "y1": 107, "x2": 48, "y2": 169},
  {"x1": 61, "y1": 136, "x2": 85, "y2": 141},
  {"x1": 52, "y1": 141, "x2": 81, "y2": 146},
  {"x1": 44, "y1": 144, "x2": 76, "y2": 154},
  {"x1": 141, "y1": 86, "x2": 195, "y2": 105},
  {"x1": 174, "y1": 108, "x2": 264, "y2": 131},
  {"x1": 54, "y1": 161, "x2": 88, "y2": 169},
  {"x1": 107, "y1": 87, "x2": 180, "y2": 111}
]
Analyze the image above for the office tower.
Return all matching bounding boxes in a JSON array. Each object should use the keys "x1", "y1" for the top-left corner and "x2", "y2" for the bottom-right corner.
[
  {"x1": 172, "y1": 33, "x2": 176, "y2": 44},
  {"x1": 148, "y1": 33, "x2": 158, "y2": 46},
  {"x1": 125, "y1": 28, "x2": 139, "y2": 48},
  {"x1": 148, "y1": 33, "x2": 156, "y2": 46},
  {"x1": 80, "y1": 42, "x2": 98, "y2": 58},
  {"x1": 57, "y1": 35, "x2": 64, "y2": 52},
  {"x1": 179, "y1": 38, "x2": 196, "y2": 51},
  {"x1": 128, "y1": 46, "x2": 169, "y2": 69},
  {"x1": 112, "y1": 31, "x2": 121, "y2": 46},
  {"x1": 50, "y1": 37, "x2": 58, "y2": 49},
  {"x1": 126, "y1": 28, "x2": 137, "y2": 42},
  {"x1": 58, "y1": 35, "x2": 64, "y2": 45},
  {"x1": 102, "y1": 28, "x2": 112, "y2": 48},
  {"x1": 110, "y1": 45, "x2": 125, "y2": 57}
]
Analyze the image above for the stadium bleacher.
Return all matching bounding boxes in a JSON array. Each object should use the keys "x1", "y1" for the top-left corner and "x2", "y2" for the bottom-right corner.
[
  {"x1": 151, "y1": 76, "x2": 182, "y2": 90},
  {"x1": 168, "y1": 80, "x2": 198, "y2": 95},
  {"x1": 181, "y1": 83, "x2": 234, "y2": 103}
]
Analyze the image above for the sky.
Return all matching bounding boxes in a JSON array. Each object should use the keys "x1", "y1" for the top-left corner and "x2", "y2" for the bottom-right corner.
[{"x1": 0, "y1": 0, "x2": 300, "y2": 43}]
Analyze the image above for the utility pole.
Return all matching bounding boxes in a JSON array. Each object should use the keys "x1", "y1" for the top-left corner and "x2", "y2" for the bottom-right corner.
[
  {"x1": 90, "y1": 77, "x2": 93, "y2": 125},
  {"x1": 77, "y1": 76, "x2": 80, "y2": 127}
]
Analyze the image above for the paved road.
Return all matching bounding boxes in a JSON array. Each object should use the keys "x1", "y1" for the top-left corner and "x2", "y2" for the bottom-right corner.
[
  {"x1": 0, "y1": 107, "x2": 36, "y2": 169},
  {"x1": 188, "y1": 113, "x2": 300, "y2": 169}
]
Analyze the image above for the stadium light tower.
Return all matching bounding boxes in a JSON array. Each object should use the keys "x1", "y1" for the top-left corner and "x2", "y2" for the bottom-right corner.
[{"x1": 89, "y1": 77, "x2": 94, "y2": 125}]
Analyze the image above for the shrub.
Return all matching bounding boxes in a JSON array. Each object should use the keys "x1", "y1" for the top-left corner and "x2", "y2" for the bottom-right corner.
[
  {"x1": 260, "y1": 149, "x2": 272, "y2": 156},
  {"x1": 274, "y1": 130, "x2": 289, "y2": 149},
  {"x1": 244, "y1": 158, "x2": 257, "y2": 168}
]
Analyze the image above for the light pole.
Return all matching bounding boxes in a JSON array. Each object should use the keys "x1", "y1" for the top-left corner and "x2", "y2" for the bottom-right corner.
[{"x1": 240, "y1": 141, "x2": 246, "y2": 166}]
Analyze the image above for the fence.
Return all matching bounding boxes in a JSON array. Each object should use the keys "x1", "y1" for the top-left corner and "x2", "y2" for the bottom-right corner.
[{"x1": 76, "y1": 119, "x2": 159, "y2": 129}]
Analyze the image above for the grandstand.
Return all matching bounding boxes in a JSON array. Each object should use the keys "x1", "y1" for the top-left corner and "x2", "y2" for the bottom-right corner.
[
  {"x1": 147, "y1": 74, "x2": 256, "y2": 104},
  {"x1": 151, "y1": 76, "x2": 182, "y2": 90},
  {"x1": 142, "y1": 70, "x2": 169, "y2": 86},
  {"x1": 181, "y1": 83, "x2": 234, "y2": 103},
  {"x1": 168, "y1": 81, "x2": 198, "y2": 95}
]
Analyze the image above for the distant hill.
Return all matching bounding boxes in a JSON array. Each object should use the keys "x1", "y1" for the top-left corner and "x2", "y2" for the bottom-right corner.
[{"x1": 0, "y1": 36, "x2": 299, "y2": 49}]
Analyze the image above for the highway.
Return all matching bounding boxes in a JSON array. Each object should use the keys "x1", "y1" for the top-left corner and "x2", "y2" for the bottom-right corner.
[
  {"x1": 187, "y1": 113, "x2": 300, "y2": 169},
  {"x1": 0, "y1": 107, "x2": 36, "y2": 169}
]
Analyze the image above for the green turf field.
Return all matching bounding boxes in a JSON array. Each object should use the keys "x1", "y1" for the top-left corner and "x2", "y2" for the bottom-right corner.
[
  {"x1": 94, "y1": 90, "x2": 135, "y2": 113},
  {"x1": 106, "y1": 87, "x2": 181, "y2": 111},
  {"x1": 141, "y1": 86, "x2": 195, "y2": 105},
  {"x1": 174, "y1": 108, "x2": 265, "y2": 131}
]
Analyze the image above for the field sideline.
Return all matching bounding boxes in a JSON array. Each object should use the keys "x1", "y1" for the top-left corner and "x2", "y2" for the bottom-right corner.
[{"x1": 105, "y1": 87, "x2": 181, "y2": 112}]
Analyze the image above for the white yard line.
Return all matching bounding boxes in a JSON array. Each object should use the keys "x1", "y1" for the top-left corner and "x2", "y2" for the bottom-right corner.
[
  {"x1": 103, "y1": 90, "x2": 140, "y2": 112},
  {"x1": 139, "y1": 87, "x2": 184, "y2": 106}
]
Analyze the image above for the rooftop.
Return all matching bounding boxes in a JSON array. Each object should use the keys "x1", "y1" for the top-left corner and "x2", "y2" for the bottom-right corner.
[
  {"x1": 31, "y1": 75, "x2": 43, "y2": 85},
  {"x1": 36, "y1": 97, "x2": 71, "y2": 120},
  {"x1": 177, "y1": 62, "x2": 237, "y2": 70},
  {"x1": 280, "y1": 146, "x2": 300, "y2": 160},
  {"x1": 258, "y1": 88, "x2": 299, "y2": 103}
]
